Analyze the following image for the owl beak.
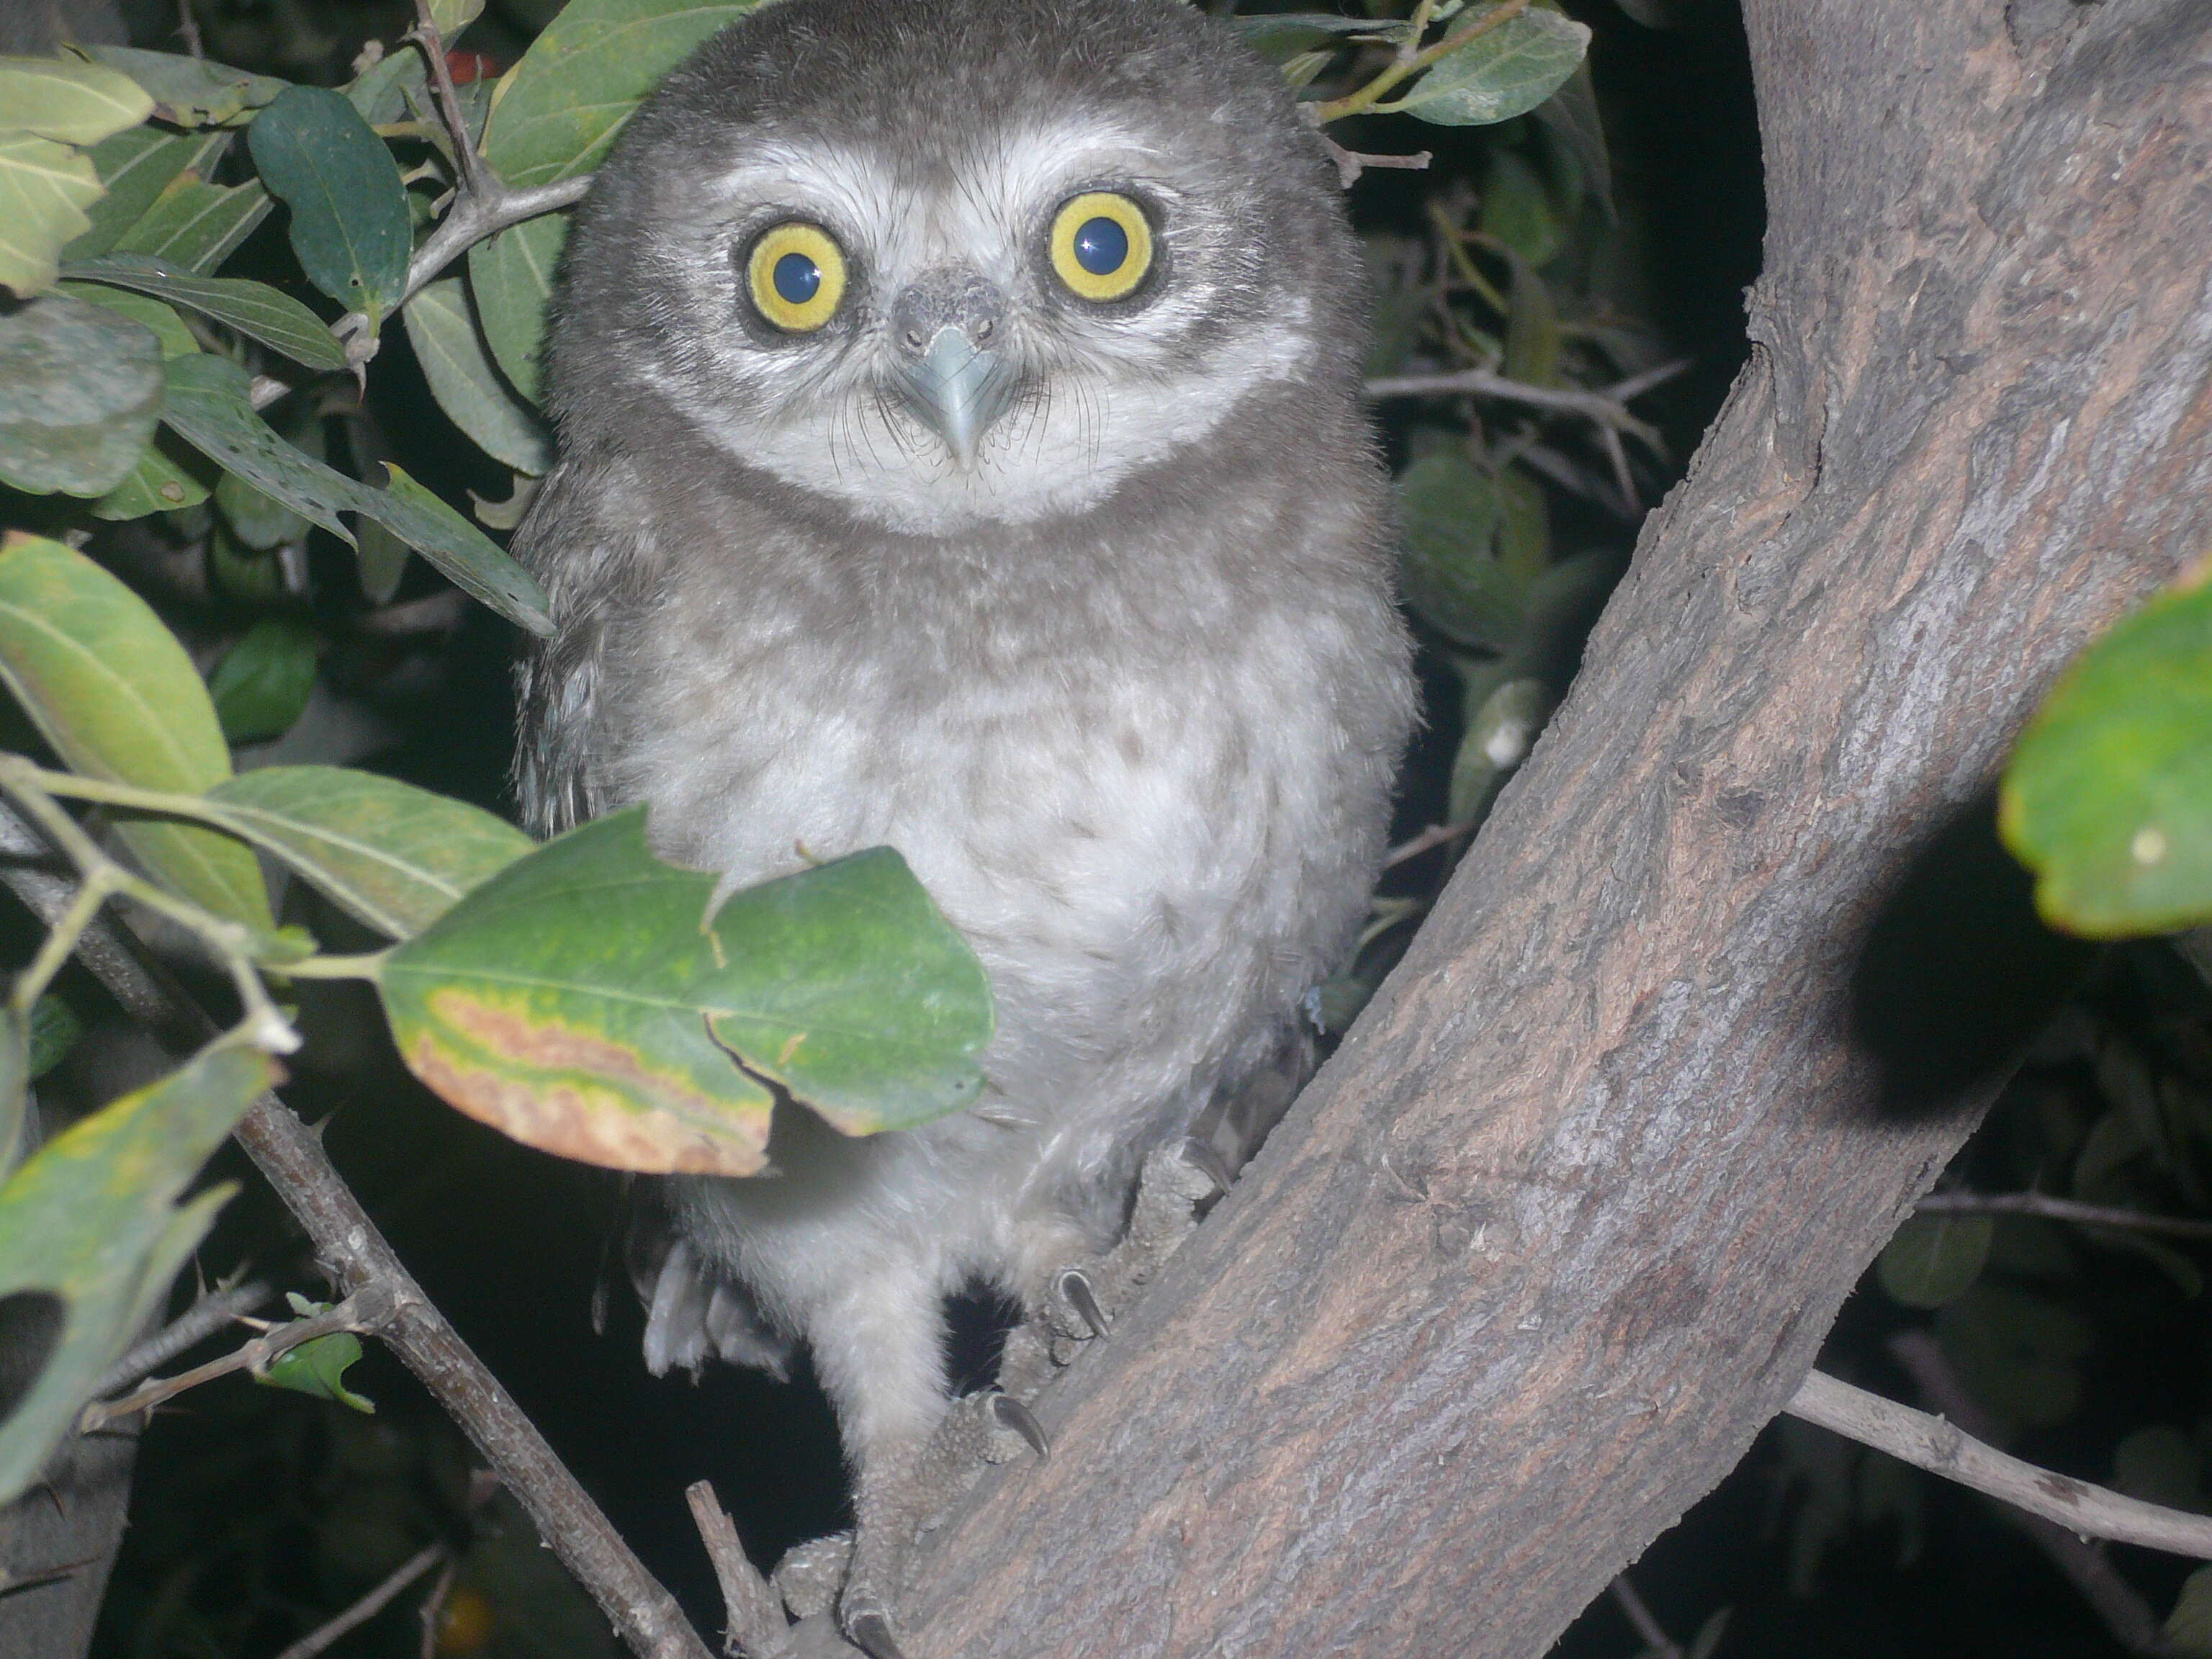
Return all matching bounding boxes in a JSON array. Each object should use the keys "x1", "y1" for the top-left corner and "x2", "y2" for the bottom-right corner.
[{"x1": 894, "y1": 325, "x2": 1015, "y2": 469}]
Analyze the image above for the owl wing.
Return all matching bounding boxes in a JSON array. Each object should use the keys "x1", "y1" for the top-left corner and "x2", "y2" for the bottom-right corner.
[{"x1": 510, "y1": 456, "x2": 654, "y2": 837}]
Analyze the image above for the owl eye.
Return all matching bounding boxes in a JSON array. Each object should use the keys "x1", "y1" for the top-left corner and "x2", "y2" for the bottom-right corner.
[
  {"x1": 1050, "y1": 192, "x2": 1153, "y2": 303},
  {"x1": 747, "y1": 222, "x2": 847, "y2": 332}
]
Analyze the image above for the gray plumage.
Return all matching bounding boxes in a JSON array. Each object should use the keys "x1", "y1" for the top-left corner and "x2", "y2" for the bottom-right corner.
[{"x1": 512, "y1": 0, "x2": 1413, "y2": 1645}]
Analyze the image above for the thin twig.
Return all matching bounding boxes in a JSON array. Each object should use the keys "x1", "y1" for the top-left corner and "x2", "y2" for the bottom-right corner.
[
  {"x1": 79, "y1": 1289, "x2": 386, "y2": 1433},
  {"x1": 1915, "y1": 1190, "x2": 2212, "y2": 1242},
  {"x1": 1785, "y1": 1365, "x2": 2212, "y2": 1562},
  {"x1": 1322, "y1": 138, "x2": 1432, "y2": 189},
  {"x1": 684, "y1": 1481, "x2": 786, "y2": 1658},
  {"x1": 405, "y1": 0, "x2": 490, "y2": 199},
  {"x1": 1364, "y1": 361, "x2": 1689, "y2": 432},
  {"x1": 175, "y1": 0, "x2": 202, "y2": 56},
  {"x1": 1609, "y1": 1573, "x2": 1683, "y2": 1659},
  {"x1": 1314, "y1": 0, "x2": 1534, "y2": 122},
  {"x1": 273, "y1": 1542, "x2": 447, "y2": 1659},
  {"x1": 416, "y1": 1558, "x2": 457, "y2": 1659},
  {"x1": 1382, "y1": 820, "x2": 1478, "y2": 871},
  {"x1": 92, "y1": 1279, "x2": 271, "y2": 1398},
  {"x1": 0, "y1": 800, "x2": 715, "y2": 1659},
  {"x1": 1884, "y1": 1331, "x2": 2182, "y2": 1656}
]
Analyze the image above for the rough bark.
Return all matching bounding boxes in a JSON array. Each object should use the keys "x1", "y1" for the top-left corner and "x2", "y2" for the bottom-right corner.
[{"x1": 888, "y1": 3, "x2": 2212, "y2": 1655}]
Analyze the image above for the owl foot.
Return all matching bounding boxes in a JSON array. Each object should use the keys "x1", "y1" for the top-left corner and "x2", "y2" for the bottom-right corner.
[
  {"x1": 1000, "y1": 1137, "x2": 1231, "y2": 1399},
  {"x1": 793, "y1": 1388, "x2": 1048, "y2": 1656},
  {"x1": 771, "y1": 1532, "x2": 852, "y2": 1621}
]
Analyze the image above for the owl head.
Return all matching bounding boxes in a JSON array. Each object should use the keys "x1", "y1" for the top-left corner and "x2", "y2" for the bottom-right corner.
[{"x1": 546, "y1": 0, "x2": 1367, "y2": 536}]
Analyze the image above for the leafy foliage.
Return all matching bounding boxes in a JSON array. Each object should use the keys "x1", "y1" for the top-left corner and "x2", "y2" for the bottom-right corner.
[{"x1": 2004, "y1": 570, "x2": 2212, "y2": 938}]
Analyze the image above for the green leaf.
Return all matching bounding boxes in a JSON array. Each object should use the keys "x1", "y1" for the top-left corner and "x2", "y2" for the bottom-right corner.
[
  {"x1": 376, "y1": 809, "x2": 991, "y2": 1174},
  {"x1": 0, "y1": 132, "x2": 106, "y2": 295},
  {"x1": 2167, "y1": 1565, "x2": 2212, "y2": 1659},
  {"x1": 208, "y1": 616, "x2": 320, "y2": 744},
  {"x1": 1501, "y1": 251, "x2": 1562, "y2": 387},
  {"x1": 1396, "y1": 453, "x2": 1529, "y2": 650},
  {"x1": 405, "y1": 276, "x2": 551, "y2": 475},
  {"x1": 216, "y1": 467, "x2": 309, "y2": 552},
  {"x1": 354, "y1": 517, "x2": 410, "y2": 603},
  {"x1": 0, "y1": 55, "x2": 153, "y2": 145},
  {"x1": 247, "y1": 86, "x2": 410, "y2": 323},
  {"x1": 1394, "y1": 9, "x2": 1591, "y2": 127},
  {"x1": 703, "y1": 845, "x2": 996, "y2": 1136},
  {"x1": 0, "y1": 292, "x2": 161, "y2": 496},
  {"x1": 1935, "y1": 1282, "x2": 2092, "y2": 1431},
  {"x1": 58, "y1": 278, "x2": 198, "y2": 356},
  {"x1": 368, "y1": 462, "x2": 552, "y2": 637},
  {"x1": 469, "y1": 215, "x2": 562, "y2": 403},
  {"x1": 2114, "y1": 1424, "x2": 2204, "y2": 1511},
  {"x1": 1230, "y1": 12, "x2": 1399, "y2": 65},
  {"x1": 257, "y1": 1296, "x2": 373, "y2": 1411},
  {"x1": 62, "y1": 126, "x2": 227, "y2": 261},
  {"x1": 431, "y1": 0, "x2": 487, "y2": 35},
  {"x1": 26, "y1": 994, "x2": 79, "y2": 1082},
  {"x1": 90, "y1": 433, "x2": 212, "y2": 519},
  {"x1": 1481, "y1": 149, "x2": 1564, "y2": 271},
  {"x1": 1877, "y1": 1211, "x2": 1995, "y2": 1308},
  {"x1": 258, "y1": 1328, "x2": 374, "y2": 1411},
  {"x1": 158, "y1": 353, "x2": 356, "y2": 544},
  {"x1": 471, "y1": 0, "x2": 761, "y2": 400},
  {"x1": 0, "y1": 1010, "x2": 25, "y2": 1174},
  {"x1": 2002, "y1": 578, "x2": 2212, "y2": 938},
  {"x1": 65, "y1": 252, "x2": 347, "y2": 372},
  {"x1": 203, "y1": 765, "x2": 534, "y2": 937},
  {"x1": 375, "y1": 809, "x2": 781, "y2": 1175},
  {"x1": 0, "y1": 1040, "x2": 275, "y2": 1508},
  {"x1": 1448, "y1": 675, "x2": 1550, "y2": 825},
  {"x1": 0, "y1": 533, "x2": 270, "y2": 927},
  {"x1": 1530, "y1": 58, "x2": 1611, "y2": 222},
  {"x1": 81, "y1": 45, "x2": 287, "y2": 129},
  {"x1": 112, "y1": 176, "x2": 270, "y2": 273},
  {"x1": 157, "y1": 357, "x2": 554, "y2": 636}
]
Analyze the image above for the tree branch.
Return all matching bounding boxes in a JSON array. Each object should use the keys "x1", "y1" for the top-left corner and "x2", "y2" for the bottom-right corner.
[
  {"x1": 1915, "y1": 1191, "x2": 2212, "y2": 1242},
  {"x1": 1785, "y1": 1367, "x2": 2212, "y2": 1560},
  {"x1": 91, "y1": 1279, "x2": 271, "y2": 1398},
  {"x1": 1887, "y1": 1331, "x2": 2182, "y2": 1657},
  {"x1": 271, "y1": 1542, "x2": 448, "y2": 1659},
  {"x1": 77, "y1": 1289, "x2": 387, "y2": 1434},
  {"x1": 685, "y1": 1480, "x2": 788, "y2": 1659},
  {"x1": 0, "y1": 802, "x2": 714, "y2": 1659}
]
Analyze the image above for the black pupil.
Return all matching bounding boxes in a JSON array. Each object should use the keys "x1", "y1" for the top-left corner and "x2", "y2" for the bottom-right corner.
[
  {"x1": 773, "y1": 250, "x2": 822, "y2": 306},
  {"x1": 1073, "y1": 215, "x2": 1129, "y2": 277}
]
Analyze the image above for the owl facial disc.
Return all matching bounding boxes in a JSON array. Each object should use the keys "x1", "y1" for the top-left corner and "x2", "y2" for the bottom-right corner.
[{"x1": 887, "y1": 268, "x2": 1018, "y2": 467}]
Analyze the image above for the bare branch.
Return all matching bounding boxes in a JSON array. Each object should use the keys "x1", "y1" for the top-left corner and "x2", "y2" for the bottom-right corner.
[
  {"x1": 685, "y1": 1480, "x2": 787, "y2": 1658},
  {"x1": 1885, "y1": 1331, "x2": 2183, "y2": 1657},
  {"x1": 405, "y1": 0, "x2": 489, "y2": 199},
  {"x1": 1322, "y1": 138, "x2": 1432, "y2": 190},
  {"x1": 78, "y1": 1289, "x2": 387, "y2": 1434},
  {"x1": 1381, "y1": 819, "x2": 1478, "y2": 871},
  {"x1": 1784, "y1": 1366, "x2": 2212, "y2": 1561},
  {"x1": 91, "y1": 1279, "x2": 274, "y2": 1399},
  {"x1": 1915, "y1": 1190, "x2": 2212, "y2": 1241},
  {"x1": 1363, "y1": 362, "x2": 1688, "y2": 437},
  {"x1": 1607, "y1": 1575, "x2": 1683, "y2": 1659},
  {"x1": 0, "y1": 801, "x2": 715, "y2": 1659},
  {"x1": 273, "y1": 1542, "x2": 446, "y2": 1659}
]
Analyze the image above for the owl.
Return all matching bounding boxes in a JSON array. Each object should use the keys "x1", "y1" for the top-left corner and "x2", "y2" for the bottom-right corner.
[{"x1": 511, "y1": 0, "x2": 1415, "y2": 1650}]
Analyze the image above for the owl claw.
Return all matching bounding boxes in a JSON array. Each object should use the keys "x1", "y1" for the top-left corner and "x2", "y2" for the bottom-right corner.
[
  {"x1": 845, "y1": 1611, "x2": 907, "y2": 1659},
  {"x1": 991, "y1": 1391, "x2": 1050, "y2": 1460},
  {"x1": 1179, "y1": 1136, "x2": 1235, "y2": 1197},
  {"x1": 1058, "y1": 1267, "x2": 1110, "y2": 1338}
]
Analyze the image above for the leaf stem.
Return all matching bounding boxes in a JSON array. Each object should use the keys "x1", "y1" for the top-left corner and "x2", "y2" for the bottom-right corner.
[
  {"x1": 1313, "y1": 0, "x2": 1533, "y2": 123},
  {"x1": 279, "y1": 951, "x2": 390, "y2": 981},
  {"x1": 0, "y1": 755, "x2": 300, "y2": 1053}
]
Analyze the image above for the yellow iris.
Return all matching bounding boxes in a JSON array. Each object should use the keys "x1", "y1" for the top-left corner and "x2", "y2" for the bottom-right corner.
[
  {"x1": 747, "y1": 222, "x2": 847, "y2": 332},
  {"x1": 1050, "y1": 192, "x2": 1152, "y2": 303}
]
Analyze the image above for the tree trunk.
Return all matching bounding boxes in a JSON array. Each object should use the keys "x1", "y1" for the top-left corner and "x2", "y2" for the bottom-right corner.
[{"x1": 884, "y1": 3, "x2": 2212, "y2": 1654}]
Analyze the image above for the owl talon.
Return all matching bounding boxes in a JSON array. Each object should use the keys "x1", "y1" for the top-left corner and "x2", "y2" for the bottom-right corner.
[
  {"x1": 770, "y1": 1532, "x2": 852, "y2": 1621},
  {"x1": 991, "y1": 1391, "x2": 1050, "y2": 1460},
  {"x1": 845, "y1": 1609, "x2": 907, "y2": 1659},
  {"x1": 1179, "y1": 1136, "x2": 1235, "y2": 1197},
  {"x1": 1058, "y1": 1267, "x2": 1110, "y2": 1338}
]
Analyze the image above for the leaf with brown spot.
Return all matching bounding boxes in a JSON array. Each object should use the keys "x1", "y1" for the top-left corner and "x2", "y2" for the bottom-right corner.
[{"x1": 372, "y1": 809, "x2": 992, "y2": 1174}]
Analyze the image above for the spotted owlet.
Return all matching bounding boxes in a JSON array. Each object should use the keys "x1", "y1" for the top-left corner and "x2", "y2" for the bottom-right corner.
[{"x1": 512, "y1": 0, "x2": 1414, "y2": 1649}]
